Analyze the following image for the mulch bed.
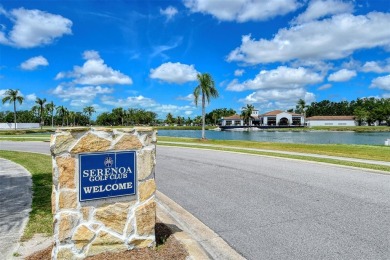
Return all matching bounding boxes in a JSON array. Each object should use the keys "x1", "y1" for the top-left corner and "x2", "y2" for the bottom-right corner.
[{"x1": 26, "y1": 221, "x2": 188, "y2": 260}]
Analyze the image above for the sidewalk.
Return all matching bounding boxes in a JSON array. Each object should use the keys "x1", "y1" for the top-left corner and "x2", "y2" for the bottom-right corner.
[{"x1": 0, "y1": 159, "x2": 32, "y2": 260}]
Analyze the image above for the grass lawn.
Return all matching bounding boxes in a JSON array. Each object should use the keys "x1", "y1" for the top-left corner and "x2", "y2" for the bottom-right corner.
[
  {"x1": 158, "y1": 136, "x2": 390, "y2": 162},
  {"x1": 0, "y1": 151, "x2": 52, "y2": 240}
]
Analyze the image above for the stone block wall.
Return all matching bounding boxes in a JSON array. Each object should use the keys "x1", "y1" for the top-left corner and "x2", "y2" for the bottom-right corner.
[{"x1": 50, "y1": 127, "x2": 156, "y2": 259}]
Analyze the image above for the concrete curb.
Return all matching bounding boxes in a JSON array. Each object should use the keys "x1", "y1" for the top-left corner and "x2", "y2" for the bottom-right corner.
[{"x1": 156, "y1": 191, "x2": 245, "y2": 260}]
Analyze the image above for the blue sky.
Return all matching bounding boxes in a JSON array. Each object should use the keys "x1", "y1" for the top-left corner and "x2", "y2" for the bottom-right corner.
[{"x1": 1, "y1": 0, "x2": 390, "y2": 119}]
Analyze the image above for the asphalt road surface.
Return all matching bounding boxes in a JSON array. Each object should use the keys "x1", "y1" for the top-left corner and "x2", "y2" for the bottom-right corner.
[{"x1": 1, "y1": 141, "x2": 389, "y2": 259}]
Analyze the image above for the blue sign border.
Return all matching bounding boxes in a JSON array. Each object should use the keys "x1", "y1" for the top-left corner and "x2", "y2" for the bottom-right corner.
[{"x1": 78, "y1": 151, "x2": 137, "y2": 202}]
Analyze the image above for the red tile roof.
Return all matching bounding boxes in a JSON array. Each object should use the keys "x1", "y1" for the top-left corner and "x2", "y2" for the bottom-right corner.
[
  {"x1": 306, "y1": 116, "x2": 355, "y2": 121},
  {"x1": 261, "y1": 110, "x2": 301, "y2": 116},
  {"x1": 221, "y1": 114, "x2": 242, "y2": 120}
]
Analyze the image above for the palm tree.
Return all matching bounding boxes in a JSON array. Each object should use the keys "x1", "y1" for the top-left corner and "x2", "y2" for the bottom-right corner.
[
  {"x1": 56, "y1": 105, "x2": 67, "y2": 126},
  {"x1": 193, "y1": 73, "x2": 219, "y2": 139},
  {"x1": 2, "y1": 89, "x2": 24, "y2": 130},
  {"x1": 296, "y1": 98, "x2": 307, "y2": 125},
  {"x1": 241, "y1": 104, "x2": 254, "y2": 128},
  {"x1": 83, "y1": 105, "x2": 96, "y2": 125},
  {"x1": 45, "y1": 101, "x2": 56, "y2": 128},
  {"x1": 35, "y1": 97, "x2": 46, "y2": 129},
  {"x1": 112, "y1": 107, "x2": 125, "y2": 126},
  {"x1": 68, "y1": 111, "x2": 76, "y2": 126},
  {"x1": 165, "y1": 113, "x2": 174, "y2": 125}
]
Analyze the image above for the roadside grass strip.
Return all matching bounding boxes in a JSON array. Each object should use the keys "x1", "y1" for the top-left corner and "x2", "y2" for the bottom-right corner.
[
  {"x1": 0, "y1": 137, "x2": 50, "y2": 141},
  {"x1": 158, "y1": 142, "x2": 390, "y2": 174},
  {"x1": 158, "y1": 136, "x2": 390, "y2": 162},
  {"x1": 0, "y1": 151, "x2": 52, "y2": 240}
]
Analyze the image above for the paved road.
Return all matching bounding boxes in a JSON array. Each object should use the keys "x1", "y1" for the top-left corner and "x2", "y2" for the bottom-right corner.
[
  {"x1": 156, "y1": 147, "x2": 390, "y2": 260},
  {"x1": 1, "y1": 141, "x2": 389, "y2": 259}
]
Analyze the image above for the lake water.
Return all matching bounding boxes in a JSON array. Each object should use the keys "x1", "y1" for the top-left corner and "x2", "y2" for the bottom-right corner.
[{"x1": 158, "y1": 130, "x2": 390, "y2": 145}]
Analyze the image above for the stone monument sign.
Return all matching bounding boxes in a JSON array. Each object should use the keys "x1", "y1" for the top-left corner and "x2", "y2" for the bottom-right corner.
[{"x1": 51, "y1": 127, "x2": 156, "y2": 259}]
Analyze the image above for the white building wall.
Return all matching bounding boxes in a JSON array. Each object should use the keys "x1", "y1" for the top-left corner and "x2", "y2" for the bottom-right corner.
[
  {"x1": 276, "y1": 112, "x2": 293, "y2": 125},
  {"x1": 307, "y1": 120, "x2": 356, "y2": 127},
  {"x1": 0, "y1": 123, "x2": 40, "y2": 129}
]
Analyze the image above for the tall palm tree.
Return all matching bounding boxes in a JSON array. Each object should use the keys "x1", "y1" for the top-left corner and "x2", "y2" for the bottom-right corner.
[
  {"x1": 241, "y1": 104, "x2": 254, "y2": 127},
  {"x1": 56, "y1": 105, "x2": 67, "y2": 126},
  {"x1": 296, "y1": 98, "x2": 307, "y2": 125},
  {"x1": 45, "y1": 101, "x2": 56, "y2": 128},
  {"x1": 2, "y1": 89, "x2": 24, "y2": 130},
  {"x1": 83, "y1": 105, "x2": 96, "y2": 125},
  {"x1": 35, "y1": 97, "x2": 46, "y2": 129},
  {"x1": 193, "y1": 73, "x2": 219, "y2": 139}
]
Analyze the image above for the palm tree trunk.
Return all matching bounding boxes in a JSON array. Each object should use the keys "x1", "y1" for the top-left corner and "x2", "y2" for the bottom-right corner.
[
  {"x1": 13, "y1": 101, "x2": 16, "y2": 130},
  {"x1": 51, "y1": 113, "x2": 54, "y2": 128},
  {"x1": 202, "y1": 93, "x2": 205, "y2": 139}
]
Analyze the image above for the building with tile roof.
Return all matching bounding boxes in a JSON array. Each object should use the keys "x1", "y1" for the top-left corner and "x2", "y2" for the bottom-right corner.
[
  {"x1": 306, "y1": 116, "x2": 356, "y2": 127},
  {"x1": 220, "y1": 109, "x2": 304, "y2": 127}
]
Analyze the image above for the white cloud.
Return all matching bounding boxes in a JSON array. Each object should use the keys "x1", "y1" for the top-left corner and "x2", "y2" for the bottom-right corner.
[
  {"x1": 101, "y1": 94, "x2": 195, "y2": 117},
  {"x1": 0, "y1": 7, "x2": 72, "y2": 48},
  {"x1": 317, "y1": 83, "x2": 332, "y2": 90},
  {"x1": 327, "y1": 69, "x2": 356, "y2": 82},
  {"x1": 150, "y1": 37, "x2": 183, "y2": 59},
  {"x1": 370, "y1": 75, "x2": 390, "y2": 90},
  {"x1": 101, "y1": 95, "x2": 158, "y2": 108},
  {"x1": 160, "y1": 6, "x2": 178, "y2": 21},
  {"x1": 234, "y1": 69, "x2": 245, "y2": 76},
  {"x1": 150, "y1": 62, "x2": 198, "y2": 84},
  {"x1": 226, "y1": 66, "x2": 323, "y2": 92},
  {"x1": 20, "y1": 56, "x2": 48, "y2": 70},
  {"x1": 185, "y1": 111, "x2": 193, "y2": 115},
  {"x1": 240, "y1": 88, "x2": 316, "y2": 109},
  {"x1": 51, "y1": 85, "x2": 113, "y2": 106},
  {"x1": 362, "y1": 60, "x2": 390, "y2": 73},
  {"x1": 26, "y1": 93, "x2": 37, "y2": 101},
  {"x1": 184, "y1": 0, "x2": 300, "y2": 22},
  {"x1": 293, "y1": 0, "x2": 354, "y2": 24},
  {"x1": 227, "y1": 12, "x2": 390, "y2": 65},
  {"x1": 177, "y1": 93, "x2": 195, "y2": 101},
  {"x1": 55, "y1": 50, "x2": 132, "y2": 85}
]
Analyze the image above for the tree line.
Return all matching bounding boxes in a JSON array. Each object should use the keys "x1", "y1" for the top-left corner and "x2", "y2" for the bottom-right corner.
[
  {"x1": 294, "y1": 97, "x2": 390, "y2": 126},
  {"x1": 1, "y1": 72, "x2": 220, "y2": 139},
  {"x1": 1, "y1": 89, "x2": 96, "y2": 129}
]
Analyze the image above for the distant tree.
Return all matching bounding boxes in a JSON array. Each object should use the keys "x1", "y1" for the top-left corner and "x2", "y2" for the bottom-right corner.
[
  {"x1": 2, "y1": 89, "x2": 24, "y2": 130},
  {"x1": 56, "y1": 105, "x2": 67, "y2": 126},
  {"x1": 353, "y1": 107, "x2": 368, "y2": 126},
  {"x1": 296, "y1": 98, "x2": 307, "y2": 125},
  {"x1": 165, "y1": 113, "x2": 174, "y2": 125},
  {"x1": 112, "y1": 107, "x2": 125, "y2": 126},
  {"x1": 185, "y1": 117, "x2": 193, "y2": 126},
  {"x1": 241, "y1": 104, "x2": 254, "y2": 127},
  {"x1": 45, "y1": 101, "x2": 56, "y2": 128},
  {"x1": 31, "y1": 105, "x2": 40, "y2": 120},
  {"x1": 206, "y1": 108, "x2": 236, "y2": 124},
  {"x1": 83, "y1": 106, "x2": 96, "y2": 125},
  {"x1": 193, "y1": 115, "x2": 202, "y2": 126},
  {"x1": 68, "y1": 111, "x2": 76, "y2": 126},
  {"x1": 193, "y1": 73, "x2": 219, "y2": 139},
  {"x1": 96, "y1": 112, "x2": 113, "y2": 126},
  {"x1": 35, "y1": 97, "x2": 47, "y2": 129}
]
